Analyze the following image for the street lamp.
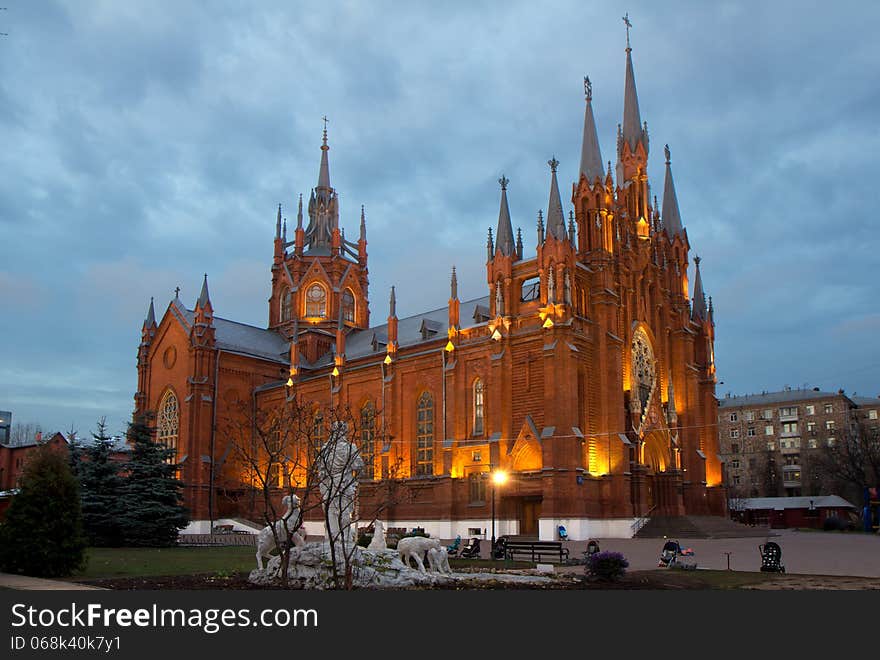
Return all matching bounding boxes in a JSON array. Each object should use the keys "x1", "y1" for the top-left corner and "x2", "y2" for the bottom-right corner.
[{"x1": 490, "y1": 469, "x2": 508, "y2": 558}]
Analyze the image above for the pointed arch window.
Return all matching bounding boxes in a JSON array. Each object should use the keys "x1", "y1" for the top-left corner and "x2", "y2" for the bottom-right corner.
[
  {"x1": 342, "y1": 289, "x2": 355, "y2": 323},
  {"x1": 305, "y1": 283, "x2": 327, "y2": 318},
  {"x1": 360, "y1": 402, "x2": 376, "y2": 480},
  {"x1": 472, "y1": 378, "x2": 485, "y2": 436},
  {"x1": 280, "y1": 287, "x2": 292, "y2": 322},
  {"x1": 416, "y1": 392, "x2": 434, "y2": 476},
  {"x1": 313, "y1": 410, "x2": 325, "y2": 445},
  {"x1": 157, "y1": 390, "x2": 179, "y2": 461}
]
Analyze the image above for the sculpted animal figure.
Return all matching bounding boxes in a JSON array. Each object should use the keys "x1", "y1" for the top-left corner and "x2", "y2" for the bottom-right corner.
[
  {"x1": 397, "y1": 536, "x2": 441, "y2": 574},
  {"x1": 255, "y1": 494, "x2": 303, "y2": 570},
  {"x1": 367, "y1": 520, "x2": 388, "y2": 551},
  {"x1": 427, "y1": 546, "x2": 452, "y2": 574}
]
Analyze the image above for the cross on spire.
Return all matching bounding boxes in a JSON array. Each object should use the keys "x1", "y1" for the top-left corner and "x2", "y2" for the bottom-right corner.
[
  {"x1": 623, "y1": 12, "x2": 632, "y2": 49},
  {"x1": 322, "y1": 115, "x2": 328, "y2": 144},
  {"x1": 174, "y1": 286, "x2": 180, "y2": 298}
]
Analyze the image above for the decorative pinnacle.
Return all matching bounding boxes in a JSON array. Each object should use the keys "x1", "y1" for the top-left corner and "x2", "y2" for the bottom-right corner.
[
  {"x1": 451, "y1": 266, "x2": 458, "y2": 299},
  {"x1": 322, "y1": 115, "x2": 328, "y2": 146},
  {"x1": 584, "y1": 76, "x2": 592, "y2": 102},
  {"x1": 548, "y1": 157, "x2": 559, "y2": 173},
  {"x1": 499, "y1": 175, "x2": 508, "y2": 190},
  {"x1": 623, "y1": 12, "x2": 632, "y2": 49},
  {"x1": 664, "y1": 144, "x2": 671, "y2": 164},
  {"x1": 694, "y1": 255, "x2": 701, "y2": 267},
  {"x1": 537, "y1": 209, "x2": 544, "y2": 226}
]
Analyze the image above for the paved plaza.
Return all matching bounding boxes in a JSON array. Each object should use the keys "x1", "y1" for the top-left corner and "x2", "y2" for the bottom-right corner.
[{"x1": 548, "y1": 529, "x2": 880, "y2": 577}]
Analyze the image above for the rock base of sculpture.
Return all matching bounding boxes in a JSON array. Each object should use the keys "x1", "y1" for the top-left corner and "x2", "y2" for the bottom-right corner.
[{"x1": 248, "y1": 542, "x2": 454, "y2": 590}]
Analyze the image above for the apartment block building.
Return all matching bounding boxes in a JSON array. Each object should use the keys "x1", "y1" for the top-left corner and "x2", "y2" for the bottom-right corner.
[{"x1": 717, "y1": 388, "x2": 879, "y2": 498}]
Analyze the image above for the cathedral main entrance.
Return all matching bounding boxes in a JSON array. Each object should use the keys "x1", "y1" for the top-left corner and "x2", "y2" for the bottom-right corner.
[{"x1": 641, "y1": 430, "x2": 685, "y2": 516}]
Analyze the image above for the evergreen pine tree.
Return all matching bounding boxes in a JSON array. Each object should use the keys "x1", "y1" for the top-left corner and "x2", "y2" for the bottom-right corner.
[
  {"x1": 74, "y1": 419, "x2": 125, "y2": 546},
  {"x1": 0, "y1": 444, "x2": 86, "y2": 577},
  {"x1": 119, "y1": 414, "x2": 189, "y2": 546}
]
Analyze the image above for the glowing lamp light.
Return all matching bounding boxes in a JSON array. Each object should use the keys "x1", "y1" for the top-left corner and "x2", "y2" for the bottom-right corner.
[
  {"x1": 286, "y1": 378, "x2": 293, "y2": 387},
  {"x1": 331, "y1": 366, "x2": 340, "y2": 377},
  {"x1": 491, "y1": 328, "x2": 502, "y2": 341},
  {"x1": 384, "y1": 354, "x2": 392, "y2": 365},
  {"x1": 492, "y1": 470, "x2": 508, "y2": 486},
  {"x1": 445, "y1": 340, "x2": 455, "y2": 352},
  {"x1": 542, "y1": 317, "x2": 554, "y2": 329}
]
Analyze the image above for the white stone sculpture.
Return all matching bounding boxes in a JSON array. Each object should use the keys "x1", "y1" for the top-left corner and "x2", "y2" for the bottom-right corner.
[
  {"x1": 367, "y1": 519, "x2": 388, "y2": 551},
  {"x1": 427, "y1": 546, "x2": 452, "y2": 574},
  {"x1": 255, "y1": 494, "x2": 302, "y2": 570},
  {"x1": 397, "y1": 536, "x2": 442, "y2": 574},
  {"x1": 318, "y1": 421, "x2": 364, "y2": 549}
]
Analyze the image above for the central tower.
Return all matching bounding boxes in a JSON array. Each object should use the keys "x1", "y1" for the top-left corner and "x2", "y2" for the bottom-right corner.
[{"x1": 268, "y1": 125, "x2": 370, "y2": 365}]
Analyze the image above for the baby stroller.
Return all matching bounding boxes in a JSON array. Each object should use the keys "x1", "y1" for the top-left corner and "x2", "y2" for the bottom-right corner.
[
  {"x1": 758, "y1": 542, "x2": 785, "y2": 573},
  {"x1": 658, "y1": 539, "x2": 696, "y2": 568},
  {"x1": 492, "y1": 535, "x2": 508, "y2": 560},
  {"x1": 459, "y1": 537, "x2": 482, "y2": 559},
  {"x1": 446, "y1": 535, "x2": 462, "y2": 557}
]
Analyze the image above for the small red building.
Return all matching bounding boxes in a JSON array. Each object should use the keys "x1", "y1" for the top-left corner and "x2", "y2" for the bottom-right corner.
[
  {"x1": 730, "y1": 495, "x2": 856, "y2": 529},
  {"x1": 0, "y1": 432, "x2": 131, "y2": 518}
]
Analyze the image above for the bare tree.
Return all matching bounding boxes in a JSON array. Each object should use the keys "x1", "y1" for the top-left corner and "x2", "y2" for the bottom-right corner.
[
  {"x1": 9, "y1": 422, "x2": 44, "y2": 446},
  {"x1": 760, "y1": 449, "x2": 781, "y2": 497},
  {"x1": 218, "y1": 395, "x2": 409, "y2": 589},
  {"x1": 817, "y1": 422, "x2": 880, "y2": 505}
]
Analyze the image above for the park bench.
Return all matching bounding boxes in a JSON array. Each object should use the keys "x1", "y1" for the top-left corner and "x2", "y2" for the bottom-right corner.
[
  {"x1": 503, "y1": 539, "x2": 570, "y2": 564},
  {"x1": 177, "y1": 533, "x2": 256, "y2": 547}
]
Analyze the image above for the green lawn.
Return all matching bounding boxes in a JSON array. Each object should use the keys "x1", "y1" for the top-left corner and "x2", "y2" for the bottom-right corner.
[
  {"x1": 68, "y1": 546, "x2": 536, "y2": 581},
  {"x1": 71, "y1": 546, "x2": 257, "y2": 580}
]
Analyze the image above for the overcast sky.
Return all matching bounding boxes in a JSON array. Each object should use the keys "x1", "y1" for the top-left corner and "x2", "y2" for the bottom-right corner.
[{"x1": 1, "y1": 1, "x2": 878, "y2": 438}]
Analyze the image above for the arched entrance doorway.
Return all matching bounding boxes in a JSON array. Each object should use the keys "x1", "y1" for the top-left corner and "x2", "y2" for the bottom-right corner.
[{"x1": 642, "y1": 430, "x2": 670, "y2": 510}]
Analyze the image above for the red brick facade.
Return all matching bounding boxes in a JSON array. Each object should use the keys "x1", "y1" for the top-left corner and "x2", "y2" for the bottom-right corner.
[{"x1": 134, "y1": 46, "x2": 725, "y2": 539}]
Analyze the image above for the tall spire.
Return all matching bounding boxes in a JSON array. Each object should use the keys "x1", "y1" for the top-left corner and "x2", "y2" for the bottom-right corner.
[
  {"x1": 317, "y1": 115, "x2": 331, "y2": 190},
  {"x1": 197, "y1": 273, "x2": 212, "y2": 310},
  {"x1": 691, "y1": 256, "x2": 707, "y2": 321},
  {"x1": 621, "y1": 15, "x2": 647, "y2": 154},
  {"x1": 546, "y1": 157, "x2": 567, "y2": 240},
  {"x1": 487, "y1": 227, "x2": 494, "y2": 261},
  {"x1": 450, "y1": 266, "x2": 458, "y2": 299},
  {"x1": 516, "y1": 227, "x2": 523, "y2": 260},
  {"x1": 661, "y1": 144, "x2": 684, "y2": 237},
  {"x1": 360, "y1": 205, "x2": 367, "y2": 241},
  {"x1": 275, "y1": 204, "x2": 282, "y2": 239},
  {"x1": 495, "y1": 175, "x2": 515, "y2": 257},
  {"x1": 144, "y1": 297, "x2": 156, "y2": 329},
  {"x1": 389, "y1": 285, "x2": 396, "y2": 318},
  {"x1": 537, "y1": 209, "x2": 544, "y2": 245},
  {"x1": 579, "y1": 76, "x2": 604, "y2": 183},
  {"x1": 296, "y1": 194, "x2": 303, "y2": 230}
]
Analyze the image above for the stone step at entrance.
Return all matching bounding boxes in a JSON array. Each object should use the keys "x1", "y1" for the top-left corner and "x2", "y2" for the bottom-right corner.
[{"x1": 635, "y1": 515, "x2": 775, "y2": 539}]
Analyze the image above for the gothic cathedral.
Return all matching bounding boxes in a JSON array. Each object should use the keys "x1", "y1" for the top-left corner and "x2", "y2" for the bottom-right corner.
[{"x1": 135, "y1": 37, "x2": 725, "y2": 539}]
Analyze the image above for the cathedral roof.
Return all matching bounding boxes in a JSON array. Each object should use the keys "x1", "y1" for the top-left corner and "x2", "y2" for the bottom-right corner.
[
  {"x1": 304, "y1": 295, "x2": 491, "y2": 368},
  {"x1": 176, "y1": 307, "x2": 289, "y2": 363}
]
